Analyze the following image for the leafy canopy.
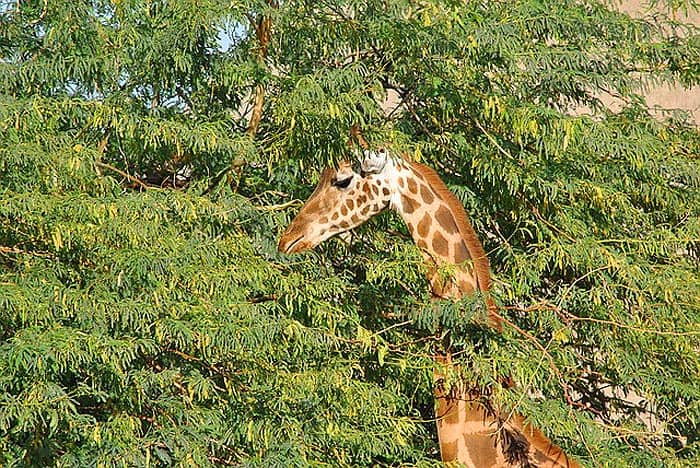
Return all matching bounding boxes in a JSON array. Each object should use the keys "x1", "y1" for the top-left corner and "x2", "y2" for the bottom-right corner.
[{"x1": 1, "y1": 0, "x2": 699, "y2": 466}]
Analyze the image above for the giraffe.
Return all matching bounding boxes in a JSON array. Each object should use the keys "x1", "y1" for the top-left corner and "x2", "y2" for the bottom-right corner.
[{"x1": 278, "y1": 148, "x2": 579, "y2": 468}]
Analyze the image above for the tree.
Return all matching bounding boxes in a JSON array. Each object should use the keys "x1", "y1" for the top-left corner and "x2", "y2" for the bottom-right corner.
[{"x1": 1, "y1": 0, "x2": 699, "y2": 466}]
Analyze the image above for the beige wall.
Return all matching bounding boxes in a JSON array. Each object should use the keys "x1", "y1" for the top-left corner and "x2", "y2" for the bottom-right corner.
[
  {"x1": 381, "y1": 2, "x2": 699, "y2": 125},
  {"x1": 618, "y1": 1, "x2": 700, "y2": 124},
  {"x1": 619, "y1": 0, "x2": 700, "y2": 22}
]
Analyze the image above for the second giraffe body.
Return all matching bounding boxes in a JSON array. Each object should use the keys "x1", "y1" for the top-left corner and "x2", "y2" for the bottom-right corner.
[{"x1": 279, "y1": 149, "x2": 578, "y2": 467}]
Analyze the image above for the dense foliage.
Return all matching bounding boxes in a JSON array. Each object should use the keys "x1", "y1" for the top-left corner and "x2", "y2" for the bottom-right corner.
[{"x1": 1, "y1": 0, "x2": 699, "y2": 466}]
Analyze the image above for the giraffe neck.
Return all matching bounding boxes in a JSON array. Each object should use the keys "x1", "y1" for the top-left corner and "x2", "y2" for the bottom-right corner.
[
  {"x1": 382, "y1": 161, "x2": 576, "y2": 466},
  {"x1": 392, "y1": 163, "x2": 466, "y2": 262},
  {"x1": 386, "y1": 159, "x2": 492, "y2": 303}
]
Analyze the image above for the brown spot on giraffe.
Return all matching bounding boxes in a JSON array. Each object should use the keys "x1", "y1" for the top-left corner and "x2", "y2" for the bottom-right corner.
[
  {"x1": 440, "y1": 441, "x2": 458, "y2": 462},
  {"x1": 435, "y1": 205, "x2": 458, "y2": 235},
  {"x1": 464, "y1": 434, "x2": 499, "y2": 467},
  {"x1": 305, "y1": 199, "x2": 320, "y2": 214},
  {"x1": 417, "y1": 213, "x2": 431, "y2": 238},
  {"x1": 346, "y1": 199, "x2": 354, "y2": 210},
  {"x1": 432, "y1": 231, "x2": 449, "y2": 257},
  {"x1": 407, "y1": 177, "x2": 418, "y2": 194},
  {"x1": 421, "y1": 183, "x2": 435, "y2": 204},
  {"x1": 454, "y1": 241, "x2": 470, "y2": 264},
  {"x1": 441, "y1": 402, "x2": 461, "y2": 425},
  {"x1": 341, "y1": 205, "x2": 348, "y2": 216},
  {"x1": 458, "y1": 277, "x2": 475, "y2": 294},
  {"x1": 401, "y1": 195, "x2": 417, "y2": 214}
]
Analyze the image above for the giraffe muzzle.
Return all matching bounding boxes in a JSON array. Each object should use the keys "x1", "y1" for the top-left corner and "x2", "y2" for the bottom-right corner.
[{"x1": 278, "y1": 234, "x2": 306, "y2": 254}]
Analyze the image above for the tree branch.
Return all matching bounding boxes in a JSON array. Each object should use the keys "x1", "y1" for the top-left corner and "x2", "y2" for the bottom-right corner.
[
  {"x1": 246, "y1": 1, "x2": 277, "y2": 138},
  {"x1": 95, "y1": 161, "x2": 149, "y2": 190}
]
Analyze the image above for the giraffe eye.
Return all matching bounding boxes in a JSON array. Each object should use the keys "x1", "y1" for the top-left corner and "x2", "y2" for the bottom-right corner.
[{"x1": 332, "y1": 176, "x2": 353, "y2": 189}]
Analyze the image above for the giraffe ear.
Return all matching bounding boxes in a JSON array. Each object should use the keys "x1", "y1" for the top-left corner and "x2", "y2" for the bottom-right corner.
[{"x1": 361, "y1": 148, "x2": 389, "y2": 175}]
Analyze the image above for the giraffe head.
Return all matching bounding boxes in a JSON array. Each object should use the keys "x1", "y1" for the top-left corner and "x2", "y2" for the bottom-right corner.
[{"x1": 278, "y1": 151, "x2": 395, "y2": 254}]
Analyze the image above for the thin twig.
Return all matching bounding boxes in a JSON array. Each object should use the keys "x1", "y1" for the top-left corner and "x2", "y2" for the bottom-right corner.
[
  {"x1": 95, "y1": 161, "x2": 149, "y2": 190},
  {"x1": 564, "y1": 314, "x2": 700, "y2": 337},
  {"x1": 255, "y1": 199, "x2": 302, "y2": 211},
  {"x1": 0, "y1": 245, "x2": 55, "y2": 259},
  {"x1": 503, "y1": 302, "x2": 699, "y2": 337},
  {"x1": 164, "y1": 348, "x2": 230, "y2": 388},
  {"x1": 529, "y1": 203, "x2": 577, "y2": 243},
  {"x1": 556, "y1": 265, "x2": 613, "y2": 308},
  {"x1": 473, "y1": 118, "x2": 515, "y2": 161},
  {"x1": 370, "y1": 319, "x2": 413, "y2": 338},
  {"x1": 495, "y1": 311, "x2": 576, "y2": 409}
]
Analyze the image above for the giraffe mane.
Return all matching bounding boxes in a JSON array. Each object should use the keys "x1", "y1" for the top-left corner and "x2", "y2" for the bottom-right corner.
[
  {"x1": 408, "y1": 161, "x2": 501, "y2": 329},
  {"x1": 511, "y1": 414, "x2": 581, "y2": 468}
]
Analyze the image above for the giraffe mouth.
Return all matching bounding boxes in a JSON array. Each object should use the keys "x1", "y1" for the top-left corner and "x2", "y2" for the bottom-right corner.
[{"x1": 280, "y1": 234, "x2": 305, "y2": 254}]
